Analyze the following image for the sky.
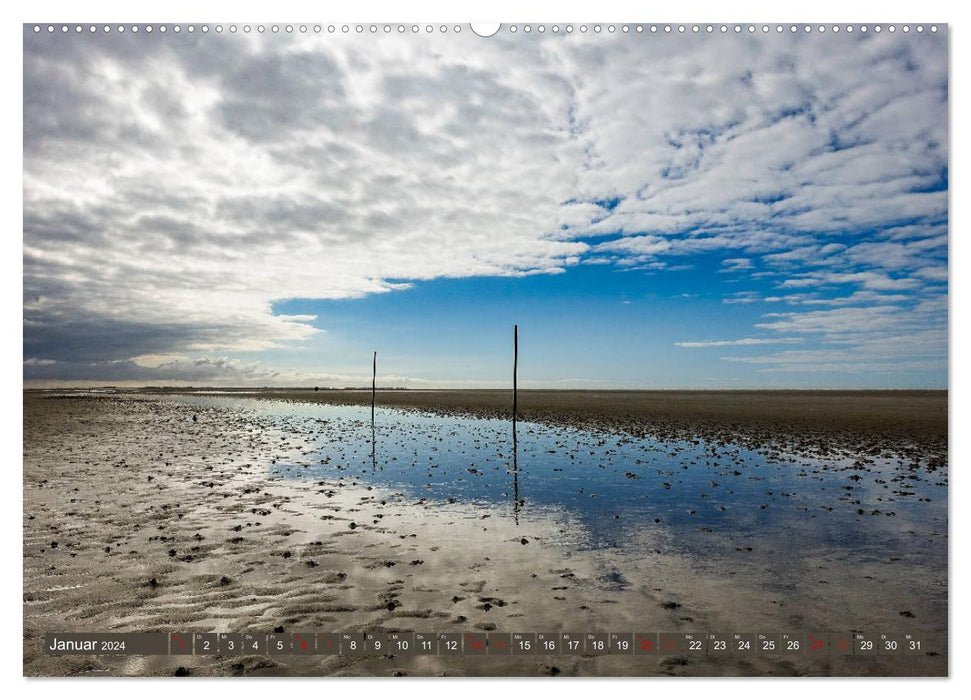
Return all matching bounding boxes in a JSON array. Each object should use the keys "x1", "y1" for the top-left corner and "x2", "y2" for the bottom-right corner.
[{"x1": 22, "y1": 25, "x2": 948, "y2": 389}]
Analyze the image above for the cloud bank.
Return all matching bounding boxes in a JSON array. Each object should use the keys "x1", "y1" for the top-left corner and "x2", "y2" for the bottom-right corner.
[{"x1": 23, "y1": 27, "x2": 947, "y2": 385}]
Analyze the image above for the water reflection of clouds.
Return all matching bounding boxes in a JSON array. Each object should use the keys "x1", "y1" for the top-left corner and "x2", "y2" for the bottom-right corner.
[{"x1": 170, "y1": 395, "x2": 947, "y2": 568}]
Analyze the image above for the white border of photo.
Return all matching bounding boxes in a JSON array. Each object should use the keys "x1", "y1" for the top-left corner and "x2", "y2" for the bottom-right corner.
[{"x1": 2, "y1": 0, "x2": 964, "y2": 698}]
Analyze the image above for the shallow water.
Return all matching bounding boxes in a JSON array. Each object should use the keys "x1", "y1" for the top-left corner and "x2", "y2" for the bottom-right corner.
[{"x1": 163, "y1": 395, "x2": 948, "y2": 575}]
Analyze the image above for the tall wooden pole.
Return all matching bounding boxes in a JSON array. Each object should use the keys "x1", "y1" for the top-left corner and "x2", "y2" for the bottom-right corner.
[
  {"x1": 512, "y1": 325, "x2": 520, "y2": 523},
  {"x1": 370, "y1": 350, "x2": 377, "y2": 472},
  {"x1": 513, "y1": 324, "x2": 518, "y2": 442}
]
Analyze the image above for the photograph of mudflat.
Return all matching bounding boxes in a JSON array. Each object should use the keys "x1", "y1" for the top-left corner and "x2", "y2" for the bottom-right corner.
[{"x1": 23, "y1": 24, "x2": 947, "y2": 677}]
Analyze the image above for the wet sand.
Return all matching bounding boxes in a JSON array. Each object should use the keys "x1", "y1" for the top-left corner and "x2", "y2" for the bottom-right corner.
[{"x1": 23, "y1": 390, "x2": 947, "y2": 677}]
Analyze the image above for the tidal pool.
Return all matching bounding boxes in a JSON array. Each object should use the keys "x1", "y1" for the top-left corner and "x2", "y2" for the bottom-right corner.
[{"x1": 165, "y1": 395, "x2": 947, "y2": 577}]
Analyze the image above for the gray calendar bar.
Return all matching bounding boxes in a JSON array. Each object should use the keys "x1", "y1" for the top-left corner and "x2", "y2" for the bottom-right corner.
[
  {"x1": 43, "y1": 630, "x2": 934, "y2": 656},
  {"x1": 44, "y1": 633, "x2": 169, "y2": 656}
]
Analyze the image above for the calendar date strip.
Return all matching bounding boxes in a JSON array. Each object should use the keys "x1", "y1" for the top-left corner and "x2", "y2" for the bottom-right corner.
[{"x1": 44, "y1": 631, "x2": 933, "y2": 657}]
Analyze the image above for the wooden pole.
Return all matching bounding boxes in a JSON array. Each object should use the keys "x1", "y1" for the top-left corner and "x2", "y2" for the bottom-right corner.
[
  {"x1": 512, "y1": 325, "x2": 520, "y2": 523},
  {"x1": 513, "y1": 324, "x2": 518, "y2": 442},
  {"x1": 370, "y1": 350, "x2": 377, "y2": 471}
]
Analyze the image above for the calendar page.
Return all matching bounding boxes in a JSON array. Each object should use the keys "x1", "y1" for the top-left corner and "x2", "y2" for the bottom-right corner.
[{"x1": 22, "y1": 20, "x2": 948, "y2": 679}]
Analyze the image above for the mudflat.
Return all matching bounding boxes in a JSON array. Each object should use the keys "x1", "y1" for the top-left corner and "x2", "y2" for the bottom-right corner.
[
  {"x1": 259, "y1": 388, "x2": 947, "y2": 448},
  {"x1": 23, "y1": 390, "x2": 947, "y2": 676},
  {"x1": 175, "y1": 389, "x2": 947, "y2": 476}
]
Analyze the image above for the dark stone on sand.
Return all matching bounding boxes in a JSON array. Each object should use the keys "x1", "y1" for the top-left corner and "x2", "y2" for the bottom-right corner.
[
  {"x1": 520, "y1": 538, "x2": 529, "y2": 545},
  {"x1": 274, "y1": 626, "x2": 285, "y2": 633},
  {"x1": 661, "y1": 656, "x2": 689, "y2": 667},
  {"x1": 305, "y1": 560, "x2": 318, "y2": 568},
  {"x1": 349, "y1": 522, "x2": 357, "y2": 529},
  {"x1": 660, "y1": 601, "x2": 682, "y2": 609},
  {"x1": 899, "y1": 610, "x2": 916, "y2": 618},
  {"x1": 147, "y1": 577, "x2": 159, "y2": 588},
  {"x1": 387, "y1": 601, "x2": 397, "y2": 611},
  {"x1": 173, "y1": 666, "x2": 190, "y2": 677},
  {"x1": 219, "y1": 576, "x2": 232, "y2": 586},
  {"x1": 168, "y1": 549, "x2": 177, "y2": 557},
  {"x1": 50, "y1": 542, "x2": 57, "y2": 549}
]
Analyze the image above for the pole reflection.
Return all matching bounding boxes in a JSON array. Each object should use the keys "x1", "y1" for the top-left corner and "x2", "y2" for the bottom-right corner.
[{"x1": 512, "y1": 424, "x2": 520, "y2": 524}]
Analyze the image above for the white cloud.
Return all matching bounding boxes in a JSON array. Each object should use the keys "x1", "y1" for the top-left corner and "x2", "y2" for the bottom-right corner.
[
  {"x1": 23, "y1": 357, "x2": 56, "y2": 366},
  {"x1": 23, "y1": 29, "x2": 948, "y2": 382},
  {"x1": 720, "y1": 258, "x2": 754, "y2": 272},
  {"x1": 676, "y1": 337, "x2": 803, "y2": 348},
  {"x1": 723, "y1": 328, "x2": 947, "y2": 374}
]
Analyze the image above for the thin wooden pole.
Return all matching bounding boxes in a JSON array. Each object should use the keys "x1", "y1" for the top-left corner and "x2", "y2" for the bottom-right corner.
[
  {"x1": 512, "y1": 325, "x2": 520, "y2": 522},
  {"x1": 513, "y1": 324, "x2": 518, "y2": 442},
  {"x1": 371, "y1": 350, "x2": 377, "y2": 472},
  {"x1": 512, "y1": 323, "x2": 519, "y2": 525}
]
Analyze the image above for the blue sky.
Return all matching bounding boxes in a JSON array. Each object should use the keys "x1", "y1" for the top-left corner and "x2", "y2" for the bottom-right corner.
[
  {"x1": 268, "y1": 243, "x2": 947, "y2": 388},
  {"x1": 23, "y1": 27, "x2": 948, "y2": 388}
]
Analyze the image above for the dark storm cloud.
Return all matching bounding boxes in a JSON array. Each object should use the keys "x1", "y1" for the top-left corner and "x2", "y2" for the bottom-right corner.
[
  {"x1": 22, "y1": 355, "x2": 282, "y2": 384},
  {"x1": 24, "y1": 312, "x2": 216, "y2": 364}
]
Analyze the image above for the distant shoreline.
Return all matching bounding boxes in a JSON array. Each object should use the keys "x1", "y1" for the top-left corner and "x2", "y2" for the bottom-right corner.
[
  {"x1": 22, "y1": 386, "x2": 949, "y2": 394},
  {"x1": 24, "y1": 387, "x2": 947, "y2": 464}
]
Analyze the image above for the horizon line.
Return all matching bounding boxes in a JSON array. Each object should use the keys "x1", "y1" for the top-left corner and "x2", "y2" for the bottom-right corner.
[{"x1": 21, "y1": 384, "x2": 949, "y2": 393}]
